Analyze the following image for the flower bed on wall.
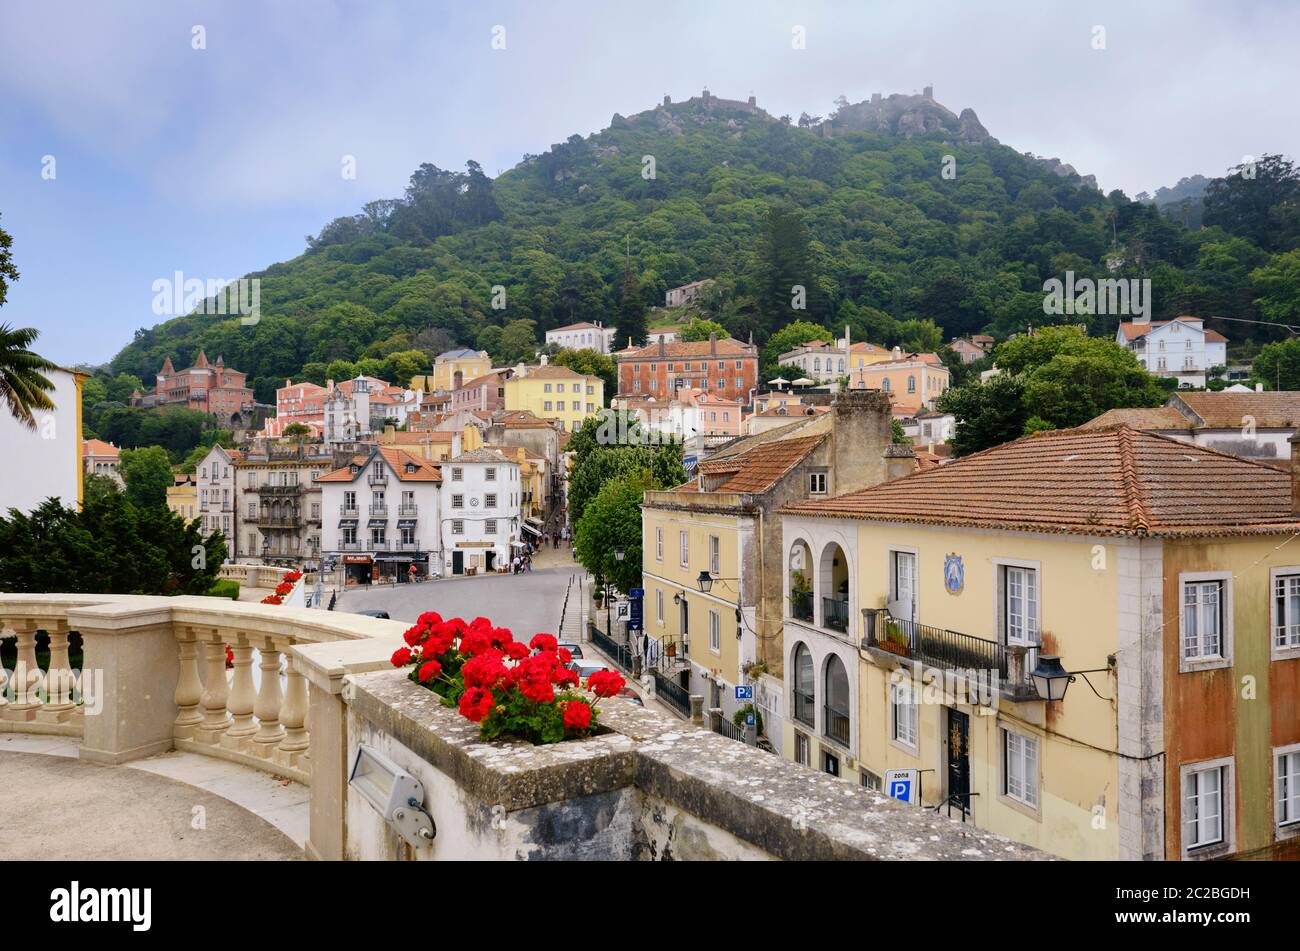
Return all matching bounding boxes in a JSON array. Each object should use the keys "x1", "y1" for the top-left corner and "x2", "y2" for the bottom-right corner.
[
  {"x1": 390, "y1": 612, "x2": 625, "y2": 745},
  {"x1": 260, "y1": 569, "x2": 303, "y2": 606}
]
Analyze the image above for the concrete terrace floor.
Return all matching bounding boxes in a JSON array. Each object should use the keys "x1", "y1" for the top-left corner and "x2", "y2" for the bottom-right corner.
[{"x1": 0, "y1": 734, "x2": 305, "y2": 860}]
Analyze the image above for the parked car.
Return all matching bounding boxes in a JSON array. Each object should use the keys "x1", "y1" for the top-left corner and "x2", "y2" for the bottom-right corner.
[
  {"x1": 570, "y1": 659, "x2": 609, "y2": 681},
  {"x1": 355, "y1": 609, "x2": 390, "y2": 619},
  {"x1": 617, "y1": 688, "x2": 643, "y2": 706}
]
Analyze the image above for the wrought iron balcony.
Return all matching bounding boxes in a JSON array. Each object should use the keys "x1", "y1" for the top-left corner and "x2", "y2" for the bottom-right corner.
[
  {"x1": 397, "y1": 503, "x2": 418, "y2": 517},
  {"x1": 369, "y1": 505, "x2": 388, "y2": 517},
  {"x1": 260, "y1": 483, "x2": 303, "y2": 495},
  {"x1": 861, "y1": 609, "x2": 1037, "y2": 701},
  {"x1": 367, "y1": 471, "x2": 388, "y2": 485},
  {"x1": 822, "y1": 597, "x2": 849, "y2": 633},
  {"x1": 823, "y1": 704, "x2": 850, "y2": 747},
  {"x1": 339, "y1": 504, "x2": 359, "y2": 517}
]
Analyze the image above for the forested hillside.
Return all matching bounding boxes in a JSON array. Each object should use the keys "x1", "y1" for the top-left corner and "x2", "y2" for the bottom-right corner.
[{"x1": 106, "y1": 92, "x2": 1300, "y2": 403}]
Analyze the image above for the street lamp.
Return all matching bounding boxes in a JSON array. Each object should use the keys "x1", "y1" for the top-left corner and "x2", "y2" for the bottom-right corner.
[
  {"x1": 1029, "y1": 654, "x2": 1116, "y2": 702},
  {"x1": 614, "y1": 546, "x2": 625, "y2": 562}
]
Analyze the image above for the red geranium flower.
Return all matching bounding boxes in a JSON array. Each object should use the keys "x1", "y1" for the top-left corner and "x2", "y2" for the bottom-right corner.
[
  {"x1": 505, "y1": 641, "x2": 529, "y2": 661},
  {"x1": 462, "y1": 651, "x2": 508, "y2": 690},
  {"x1": 529, "y1": 633, "x2": 557, "y2": 653},
  {"x1": 458, "y1": 687, "x2": 494, "y2": 722},
  {"x1": 261, "y1": 594, "x2": 283, "y2": 605},
  {"x1": 417, "y1": 611, "x2": 443, "y2": 628},
  {"x1": 562, "y1": 700, "x2": 592, "y2": 731},
  {"x1": 586, "y1": 670, "x2": 625, "y2": 699},
  {"x1": 519, "y1": 677, "x2": 555, "y2": 704},
  {"x1": 557, "y1": 648, "x2": 572, "y2": 664},
  {"x1": 555, "y1": 667, "x2": 579, "y2": 688},
  {"x1": 418, "y1": 659, "x2": 442, "y2": 683},
  {"x1": 460, "y1": 628, "x2": 493, "y2": 656},
  {"x1": 390, "y1": 647, "x2": 413, "y2": 667},
  {"x1": 403, "y1": 624, "x2": 427, "y2": 647}
]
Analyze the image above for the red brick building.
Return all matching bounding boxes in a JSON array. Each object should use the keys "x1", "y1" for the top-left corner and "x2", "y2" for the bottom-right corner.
[
  {"x1": 616, "y1": 334, "x2": 758, "y2": 405},
  {"x1": 151, "y1": 351, "x2": 255, "y2": 424}
]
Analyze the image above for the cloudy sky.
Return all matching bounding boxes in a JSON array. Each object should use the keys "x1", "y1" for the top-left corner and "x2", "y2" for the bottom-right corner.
[{"x1": 2, "y1": 0, "x2": 1297, "y2": 366}]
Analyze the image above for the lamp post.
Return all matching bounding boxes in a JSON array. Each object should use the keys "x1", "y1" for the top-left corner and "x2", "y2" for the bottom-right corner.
[{"x1": 1029, "y1": 654, "x2": 1116, "y2": 702}]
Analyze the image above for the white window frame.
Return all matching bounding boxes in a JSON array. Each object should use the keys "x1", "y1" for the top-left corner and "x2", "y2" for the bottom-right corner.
[
  {"x1": 655, "y1": 526, "x2": 663, "y2": 562},
  {"x1": 1179, "y1": 571, "x2": 1232, "y2": 672},
  {"x1": 1180, "y1": 756, "x2": 1235, "y2": 859},
  {"x1": 709, "y1": 534, "x2": 720, "y2": 576},
  {"x1": 794, "y1": 731, "x2": 810, "y2": 767},
  {"x1": 709, "y1": 609, "x2": 720, "y2": 654},
  {"x1": 889, "y1": 682, "x2": 918, "y2": 753},
  {"x1": 1276, "y1": 743, "x2": 1300, "y2": 836},
  {"x1": 656, "y1": 588, "x2": 664, "y2": 625},
  {"x1": 1270, "y1": 567, "x2": 1300, "y2": 660},
  {"x1": 1000, "y1": 727, "x2": 1041, "y2": 814},
  {"x1": 679, "y1": 530, "x2": 689, "y2": 568},
  {"x1": 809, "y1": 471, "x2": 827, "y2": 494}
]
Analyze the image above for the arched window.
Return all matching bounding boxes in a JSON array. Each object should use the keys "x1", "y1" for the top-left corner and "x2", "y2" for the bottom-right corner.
[
  {"x1": 819, "y1": 543, "x2": 849, "y2": 633},
  {"x1": 788, "y1": 540, "x2": 814, "y2": 622},
  {"x1": 792, "y1": 644, "x2": 814, "y2": 727},
  {"x1": 824, "y1": 656, "x2": 850, "y2": 746}
]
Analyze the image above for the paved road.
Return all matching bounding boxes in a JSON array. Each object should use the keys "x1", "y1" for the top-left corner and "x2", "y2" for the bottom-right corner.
[{"x1": 335, "y1": 558, "x2": 585, "y2": 636}]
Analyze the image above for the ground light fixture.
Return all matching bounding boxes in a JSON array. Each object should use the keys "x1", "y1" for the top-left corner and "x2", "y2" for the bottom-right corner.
[
  {"x1": 1029, "y1": 654, "x2": 1116, "y2": 702},
  {"x1": 349, "y1": 744, "x2": 436, "y2": 848}
]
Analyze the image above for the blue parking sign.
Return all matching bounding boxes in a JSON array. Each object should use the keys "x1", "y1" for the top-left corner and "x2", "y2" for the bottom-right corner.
[
  {"x1": 884, "y1": 768, "x2": 919, "y2": 805},
  {"x1": 734, "y1": 685, "x2": 753, "y2": 701},
  {"x1": 745, "y1": 712, "x2": 755, "y2": 726}
]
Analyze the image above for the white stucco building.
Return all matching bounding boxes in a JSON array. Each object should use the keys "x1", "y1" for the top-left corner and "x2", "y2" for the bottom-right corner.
[
  {"x1": 545, "y1": 321, "x2": 617, "y2": 354},
  {"x1": 196, "y1": 444, "x2": 243, "y2": 555},
  {"x1": 440, "y1": 448, "x2": 522, "y2": 576},
  {"x1": 1116, "y1": 316, "x2": 1228, "y2": 388},
  {"x1": 0, "y1": 368, "x2": 82, "y2": 515},
  {"x1": 317, "y1": 447, "x2": 444, "y2": 585}
]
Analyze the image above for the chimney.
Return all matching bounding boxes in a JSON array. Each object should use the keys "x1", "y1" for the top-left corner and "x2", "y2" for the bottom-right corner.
[
  {"x1": 884, "y1": 444, "x2": 916, "y2": 480},
  {"x1": 1257, "y1": 383, "x2": 1264, "y2": 392},
  {"x1": 830, "y1": 388, "x2": 894, "y2": 494},
  {"x1": 658, "y1": 337, "x2": 667, "y2": 357},
  {"x1": 327, "y1": 378, "x2": 335, "y2": 392},
  {"x1": 1292, "y1": 433, "x2": 1300, "y2": 515},
  {"x1": 709, "y1": 331, "x2": 717, "y2": 355}
]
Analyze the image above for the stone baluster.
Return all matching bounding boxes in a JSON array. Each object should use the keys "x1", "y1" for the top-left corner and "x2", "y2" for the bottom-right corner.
[
  {"x1": 174, "y1": 626, "x2": 207, "y2": 738},
  {"x1": 8, "y1": 624, "x2": 45, "y2": 717},
  {"x1": 253, "y1": 639, "x2": 285, "y2": 751},
  {"x1": 40, "y1": 626, "x2": 76, "y2": 720},
  {"x1": 224, "y1": 636, "x2": 258, "y2": 744},
  {"x1": 277, "y1": 653, "x2": 310, "y2": 764},
  {"x1": 198, "y1": 636, "x2": 231, "y2": 741}
]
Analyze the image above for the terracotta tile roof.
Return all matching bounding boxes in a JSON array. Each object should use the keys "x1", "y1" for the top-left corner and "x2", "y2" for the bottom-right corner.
[
  {"x1": 518, "y1": 365, "x2": 591, "y2": 380},
  {"x1": 452, "y1": 448, "x2": 514, "y2": 465},
  {"x1": 688, "y1": 433, "x2": 827, "y2": 494},
  {"x1": 617, "y1": 338, "x2": 757, "y2": 361},
  {"x1": 782, "y1": 426, "x2": 1297, "y2": 538},
  {"x1": 459, "y1": 372, "x2": 503, "y2": 389},
  {"x1": 549, "y1": 321, "x2": 606, "y2": 332},
  {"x1": 492, "y1": 410, "x2": 555, "y2": 429},
  {"x1": 1118, "y1": 316, "x2": 1227, "y2": 342},
  {"x1": 1079, "y1": 407, "x2": 1192, "y2": 430},
  {"x1": 316, "y1": 448, "x2": 442, "y2": 483},
  {"x1": 1173, "y1": 391, "x2": 1300, "y2": 429},
  {"x1": 83, "y1": 439, "x2": 119, "y2": 457},
  {"x1": 754, "y1": 404, "x2": 829, "y2": 418},
  {"x1": 389, "y1": 431, "x2": 455, "y2": 445}
]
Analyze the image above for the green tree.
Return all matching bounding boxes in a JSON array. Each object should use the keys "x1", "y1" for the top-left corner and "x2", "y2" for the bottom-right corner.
[
  {"x1": 0, "y1": 493, "x2": 225, "y2": 595},
  {"x1": 678, "y1": 318, "x2": 729, "y2": 342},
  {"x1": 760, "y1": 319, "x2": 833, "y2": 380},
  {"x1": 573, "y1": 472, "x2": 645, "y2": 594},
  {"x1": 550, "y1": 348, "x2": 616, "y2": 398},
  {"x1": 1253, "y1": 338, "x2": 1300, "y2": 390},
  {"x1": 937, "y1": 372, "x2": 1029, "y2": 457},
  {"x1": 120, "y1": 445, "x2": 174, "y2": 509},
  {"x1": 615, "y1": 265, "x2": 647, "y2": 349},
  {"x1": 1203, "y1": 154, "x2": 1300, "y2": 253},
  {"x1": 1021, "y1": 349, "x2": 1165, "y2": 429},
  {"x1": 754, "y1": 202, "x2": 825, "y2": 332},
  {"x1": 0, "y1": 214, "x2": 16, "y2": 309},
  {"x1": 569, "y1": 442, "x2": 686, "y2": 528},
  {"x1": 0, "y1": 324, "x2": 59, "y2": 429},
  {"x1": 1250, "y1": 249, "x2": 1300, "y2": 326}
]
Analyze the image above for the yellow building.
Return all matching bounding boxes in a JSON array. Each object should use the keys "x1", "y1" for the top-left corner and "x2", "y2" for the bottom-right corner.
[
  {"x1": 167, "y1": 473, "x2": 198, "y2": 522},
  {"x1": 640, "y1": 391, "x2": 902, "y2": 731},
  {"x1": 779, "y1": 425, "x2": 1300, "y2": 861},
  {"x1": 504, "y1": 365, "x2": 603, "y2": 433},
  {"x1": 377, "y1": 423, "x2": 482, "y2": 461},
  {"x1": 410, "y1": 348, "x2": 492, "y2": 393}
]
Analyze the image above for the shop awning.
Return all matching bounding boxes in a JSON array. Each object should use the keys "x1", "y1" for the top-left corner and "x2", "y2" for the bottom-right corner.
[
  {"x1": 397, "y1": 519, "x2": 417, "y2": 528},
  {"x1": 521, "y1": 522, "x2": 543, "y2": 536},
  {"x1": 367, "y1": 518, "x2": 387, "y2": 527},
  {"x1": 337, "y1": 517, "x2": 358, "y2": 525}
]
